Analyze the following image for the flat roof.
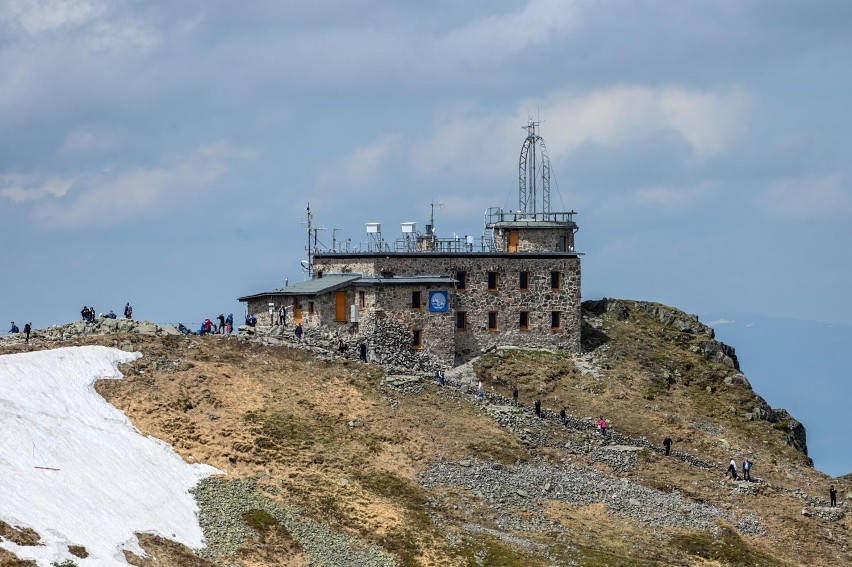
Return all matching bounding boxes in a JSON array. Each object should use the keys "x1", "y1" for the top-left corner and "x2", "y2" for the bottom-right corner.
[
  {"x1": 237, "y1": 274, "x2": 456, "y2": 302},
  {"x1": 314, "y1": 251, "x2": 581, "y2": 259}
]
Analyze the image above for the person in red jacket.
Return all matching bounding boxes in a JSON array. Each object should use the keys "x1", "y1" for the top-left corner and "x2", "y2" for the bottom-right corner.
[{"x1": 598, "y1": 417, "x2": 608, "y2": 437}]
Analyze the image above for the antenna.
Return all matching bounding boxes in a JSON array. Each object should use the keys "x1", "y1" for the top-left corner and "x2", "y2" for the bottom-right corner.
[
  {"x1": 428, "y1": 200, "x2": 444, "y2": 236},
  {"x1": 302, "y1": 204, "x2": 314, "y2": 278},
  {"x1": 519, "y1": 119, "x2": 552, "y2": 215}
]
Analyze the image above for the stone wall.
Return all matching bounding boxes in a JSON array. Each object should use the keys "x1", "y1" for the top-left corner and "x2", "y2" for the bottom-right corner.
[
  {"x1": 492, "y1": 225, "x2": 576, "y2": 253},
  {"x1": 314, "y1": 253, "x2": 581, "y2": 364}
]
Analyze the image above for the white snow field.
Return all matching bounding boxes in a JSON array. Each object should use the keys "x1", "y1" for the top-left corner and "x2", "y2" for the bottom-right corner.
[{"x1": 0, "y1": 346, "x2": 221, "y2": 566}]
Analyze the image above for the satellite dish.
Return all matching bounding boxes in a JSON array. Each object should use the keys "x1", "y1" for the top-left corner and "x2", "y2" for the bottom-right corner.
[{"x1": 300, "y1": 260, "x2": 310, "y2": 271}]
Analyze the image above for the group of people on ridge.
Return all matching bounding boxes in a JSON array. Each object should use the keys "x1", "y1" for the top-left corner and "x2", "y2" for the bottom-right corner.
[
  {"x1": 80, "y1": 302, "x2": 131, "y2": 323},
  {"x1": 7, "y1": 321, "x2": 32, "y2": 343}
]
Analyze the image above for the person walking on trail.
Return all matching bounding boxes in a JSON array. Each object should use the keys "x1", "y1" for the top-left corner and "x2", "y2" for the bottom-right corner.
[
  {"x1": 217, "y1": 314, "x2": 226, "y2": 334},
  {"x1": 512, "y1": 384, "x2": 519, "y2": 406},
  {"x1": 728, "y1": 459, "x2": 738, "y2": 480},
  {"x1": 830, "y1": 485, "x2": 837, "y2": 507},
  {"x1": 294, "y1": 324, "x2": 303, "y2": 341},
  {"x1": 663, "y1": 437, "x2": 672, "y2": 456},
  {"x1": 476, "y1": 381, "x2": 485, "y2": 399},
  {"x1": 559, "y1": 407, "x2": 567, "y2": 423},
  {"x1": 225, "y1": 313, "x2": 234, "y2": 334},
  {"x1": 359, "y1": 342, "x2": 368, "y2": 362},
  {"x1": 598, "y1": 417, "x2": 608, "y2": 437},
  {"x1": 23, "y1": 322, "x2": 31, "y2": 344},
  {"x1": 278, "y1": 305, "x2": 287, "y2": 326},
  {"x1": 124, "y1": 302, "x2": 133, "y2": 319},
  {"x1": 743, "y1": 458, "x2": 752, "y2": 481},
  {"x1": 8, "y1": 322, "x2": 19, "y2": 334},
  {"x1": 534, "y1": 397, "x2": 542, "y2": 417}
]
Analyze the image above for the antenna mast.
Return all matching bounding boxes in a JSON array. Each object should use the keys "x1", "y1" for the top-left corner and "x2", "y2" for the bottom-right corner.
[
  {"x1": 305, "y1": 204, "x2": 313, "y2": 278},
  {"x1": 519, "y1": 119, "x2": 552, "y2": 215}
]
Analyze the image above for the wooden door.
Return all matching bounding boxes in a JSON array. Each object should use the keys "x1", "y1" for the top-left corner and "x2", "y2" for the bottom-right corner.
[
  {"x1": 294, "y1": 298, "x2": 302, "y2": 324},
  {"x1": 507, "y1": 231, "x2": 519, "y2": 252},
  {"x1": 335, "y1": 291, "x2": 347, "y2": 322}
]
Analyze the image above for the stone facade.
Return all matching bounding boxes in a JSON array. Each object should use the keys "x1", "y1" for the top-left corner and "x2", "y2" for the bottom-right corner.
[
  {"x1": 314, "y1": 252, "x2": 581, "y2": 365},
  {"x1": 491, "y1": 225, "x2": 576, "y2": 253}
]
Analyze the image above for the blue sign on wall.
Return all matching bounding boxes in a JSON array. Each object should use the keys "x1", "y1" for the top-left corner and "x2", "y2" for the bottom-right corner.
[{"x1": 428, "y1": 290, "x2": 449, "y2": 312}]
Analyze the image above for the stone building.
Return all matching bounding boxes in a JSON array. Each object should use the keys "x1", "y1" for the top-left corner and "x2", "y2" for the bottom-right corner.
[{"x1": 238, "y1": 121, "x2": 582, "y2": 368}]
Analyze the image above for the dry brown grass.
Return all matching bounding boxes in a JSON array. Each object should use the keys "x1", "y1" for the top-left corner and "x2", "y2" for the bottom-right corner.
[{"x1": 1, "y1": 306, "x2": 850, "y2": 566}]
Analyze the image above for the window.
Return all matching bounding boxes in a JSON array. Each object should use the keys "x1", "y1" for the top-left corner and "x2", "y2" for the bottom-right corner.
[
  {"x1": 488, "y1": 311, "x2": 498, "y2": 331},
  {"x1": 551, "y1": 311, "x2": 561, "y2": 329},
  {"x1": 456, "y1": 270, "x2": 466, "y2": 290},
  {"x1": 309, "y1": 301, "x2": 315, "y2": 315},
  {"x1": 456, "y1": 311, "x2": 467, "y2": 331},
  {"x1": 519, "y1": 271, "x2": 529, "y2": 290},
  {"x1": 359, "y1": 290, "x2": 365, "y2": 309},
  {"x1": 557, "y1": 236, "x2": 568, "y2": 252},
  {"x1": 519, "y1": 311, "x2": 529, "y2": 330},
  {"x1": 412, "y1": 329, "x2": 422, "y2": 349},
  {"x1": 551, "y1": 271, "x2": 561, "y2": 290},
  {"x1": 487, "y1": 271, "x2": 498, "y2": 291},
  {"x1": 412, "y1": 290, "x2": 422, "y2": 309}
]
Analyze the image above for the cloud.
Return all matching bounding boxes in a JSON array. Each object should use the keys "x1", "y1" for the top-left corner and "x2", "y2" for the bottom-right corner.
[
  {"x1": 634, "y1": 182, "x2": 713, "y2": 210},
  {"x1": 59, "y1": 129, "x2": 124, "y2": 157},
  {"x1": 7, "y1": 0, "x2": 102, "y2": 35},
  {"x1": 760, "y1": 173, "x2": 852, "y2": 221},
  {"x1": 24, "y1": 142, "x2": 254, "y2": 230},
  {"x1": 0, "y1": 175, "x2": 75, "y2": 202},
  {"x1": 708, "y1": 319, "x2": 736, "y2": 326},
  {"x1": 438, "y1": 0, "x2": 576, "y2": 61},
  {"x1": 315, "y1": 134, "x2": 402, "y2": 191}
]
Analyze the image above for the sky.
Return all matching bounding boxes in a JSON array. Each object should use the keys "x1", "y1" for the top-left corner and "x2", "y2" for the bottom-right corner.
[
  {"x1": 1, "y1": 2, "x2": 850, "y2": 472},
  {"x1": 0, "y1": 346, "x2": 218, "y2": 565}
]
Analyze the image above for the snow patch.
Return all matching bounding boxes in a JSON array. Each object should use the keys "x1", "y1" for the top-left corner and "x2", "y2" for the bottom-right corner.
[{"x1": 0, "y1": 346, "x2": 221, "y2": 566}]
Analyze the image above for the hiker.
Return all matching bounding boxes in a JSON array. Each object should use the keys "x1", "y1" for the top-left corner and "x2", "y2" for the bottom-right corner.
[
  {"x1": 8, "y1": 322, "x2": 19, "y2": 333},
  {"x1": 217, "y1": 314, "x2": 226, "y2": 334},
  {"x1": 23, "y1": 322, "x2": 31, "y2": 343},
  {"x1": 477, "y1": 381, "x2": 485, "y2": 399},
  {"x1": 598, "y1": 416, "x2": 608, "y2": 437},
  {"x1": 512, "y1": 384, "x2": 519, "y2": 406},
  {"x1": 294, "y1": 323, "x2": 303, "y2": 341},
  {"x1": 124, "y1": 302, "x2": 133, "y2": 319},
  {"x1": 743, "y1": 458, "x2": 752, "y2": 481},
  {"x1": 104, "y1": 310, "x2": 117, "y2": 319},
  {"x1": 663, "y1": 437, "x2": 672, "y2": 456},
  {"x1": 248, "y1": 314, "x2": 257, "y2": 327},
  {"x1": 534, "y1": 397, "x2": 542, "y2": 417},
  {"x1": 225, "y1": 313, "x2": 234, "y2": 334},
  {"x1": 559, "y1": 407, "x2": 567, "y2": 423},
  {"x1": 359, "y1": 342, "x2": 368, "y2": 362},
  {"x1": 88, "y1": 307, "x2": 95, "y2": 323},
  {"x1": 278, "y1": 305, "x2": 287, "y2": 326},
  {"x1": 177, "y1": 323, "x2": 191, "y2": 335},
  {"x1": 435, "y1": 369, "x2": 445, "y2": 386},
  {"x1": 830, "y1": 486, "x2": 837, "y2": 507},
  {"x1": 81, "y1": 306, "x2": 90, "y2": 321},
  {"x1": 728, "y1": 459, "x2": 738, "y2": 480},
  {"x1": 338, "y1": 338, "x2": 348, "y2": 354}
]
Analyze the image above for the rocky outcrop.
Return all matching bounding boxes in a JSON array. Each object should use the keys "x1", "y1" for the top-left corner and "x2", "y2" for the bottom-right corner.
[
  {"x1": 0, "y1": 319, "x2": 181, "y2": 344},
  {"x1": 774, "y1": 408, "x2": 809, "y2": 457}
]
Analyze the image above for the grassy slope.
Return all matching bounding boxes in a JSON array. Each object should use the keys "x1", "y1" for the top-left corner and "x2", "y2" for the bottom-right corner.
[{"x1": 1, "y1": 300, "x2": 849, "y2": 566}]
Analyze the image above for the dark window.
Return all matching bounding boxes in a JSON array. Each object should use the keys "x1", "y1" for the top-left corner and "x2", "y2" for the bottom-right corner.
[
  {"x1": 456, "y1": 311, "x2": 467, "y2": 331},
  {"x1": 309, "y1": 301, "x2": 315, "y2": 314},
  {"x1": 412, "y1": 291, "x2": 421, "y2": 308},
  {"x1": 551, "y1": 271, "x2": 561, "y2": 290},
  {"x1": 412, "y1": 329, "x2": 422, "y2": 349},
  {"x1": 488, "y1": 311, "x2": 498, "y2": 331},
  {"x1": 551, "y1": 311, "x2": 561, "y2": 329},
  {"x1": 487, "y1": 271, "x2": 498, "y2": 291},
  {"x1": 359, "y1": 290, "x2": 365, "y2": 309},
  {"x1": 456, "y1": 270, "x2": 466, "y2": 290},
  {"x1": 519, "y1": 311, "x2": 529, "y2": 330},
  {"x1": 519, "y1": 271, "x2": 529, "y2": 290}
]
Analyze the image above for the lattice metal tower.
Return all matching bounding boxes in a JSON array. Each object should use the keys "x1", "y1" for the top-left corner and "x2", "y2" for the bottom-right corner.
[{"x1": 518, "y1": 119, "x2": 552, "y2": 215}]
